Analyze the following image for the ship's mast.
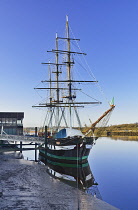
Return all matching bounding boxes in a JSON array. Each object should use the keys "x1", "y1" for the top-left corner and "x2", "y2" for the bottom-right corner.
[
  {"x1": 33, "y1": 16, "x2": 102, "y2": 131},
  {"x1": 55, "y1": 33, "x2": 60, "y2": 128},
  {"x1": 48, "y1": 62, "x2": 53, "y2": 135},
  {"x1": 66, "y1": 16, "x2": 72, "y2": 128}
]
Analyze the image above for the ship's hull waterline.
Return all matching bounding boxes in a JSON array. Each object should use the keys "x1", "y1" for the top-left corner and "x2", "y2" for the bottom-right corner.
[{"x1": 39, "y1": 137, "x2": 94, "y2": 164}]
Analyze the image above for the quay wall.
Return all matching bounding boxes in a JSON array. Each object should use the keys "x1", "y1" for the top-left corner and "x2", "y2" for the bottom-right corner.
[{"x1": 0, "y1": 151, "x2": 120, "y2": 210}]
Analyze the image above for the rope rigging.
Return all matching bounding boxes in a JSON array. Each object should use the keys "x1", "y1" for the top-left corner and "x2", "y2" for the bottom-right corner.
[{"x1": 69, "y1": 24, "x2": 110, "y2": 106}]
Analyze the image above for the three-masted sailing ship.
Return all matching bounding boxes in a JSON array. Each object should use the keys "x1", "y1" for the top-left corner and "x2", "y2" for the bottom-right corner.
[{"x1": 33, "y1": 16, "x2": 115, "y2": 163}]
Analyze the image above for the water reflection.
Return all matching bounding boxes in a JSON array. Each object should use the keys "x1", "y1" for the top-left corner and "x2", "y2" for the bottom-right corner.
[
  {"x1": 39, "y1": 154, "x2": 102, "y2": 199},
  {"x1": 109, "y1": 136, "x2": 138, "y2": 141}
]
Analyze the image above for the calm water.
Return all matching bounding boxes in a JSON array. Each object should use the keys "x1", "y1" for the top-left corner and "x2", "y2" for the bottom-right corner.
[
  {"x1": 22, "y1": 137, "x2": 138, "y2": 210},
  {"x1": 22, "y1": 144, "x2": 38, "y2": 160},
  {"x1": 88, "y1": 137, "x2": 138, "y2": 210}
]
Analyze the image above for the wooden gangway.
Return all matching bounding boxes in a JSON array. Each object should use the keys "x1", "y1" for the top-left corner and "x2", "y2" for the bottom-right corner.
[
  {"x1": 0, "y1": 134, "x2": 44, "y2": 143},
  {"x1": 0, "y1": 134, "x2": 44, "y2": 161}
]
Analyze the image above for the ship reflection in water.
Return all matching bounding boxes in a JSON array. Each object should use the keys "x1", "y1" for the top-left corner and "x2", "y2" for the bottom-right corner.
[{"x1": 39, "y1": 154, "x2": 102, "y2": 200}]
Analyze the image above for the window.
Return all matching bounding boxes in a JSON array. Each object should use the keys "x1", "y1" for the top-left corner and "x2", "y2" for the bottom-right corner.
[
  {"x1": 12, "y1": 118, "x2": 17, "y2": 125},
  {"x1": 17, "y1": 120, "x2": 22, "y2": 125},
  {"x1": 2, "y1": 118, "x2": 5, "y2": 123}
]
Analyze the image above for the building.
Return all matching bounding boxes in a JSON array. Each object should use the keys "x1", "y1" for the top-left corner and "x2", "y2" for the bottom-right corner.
[{"x1": 0, "y1": 112, "x2": 24, "y2": 135}]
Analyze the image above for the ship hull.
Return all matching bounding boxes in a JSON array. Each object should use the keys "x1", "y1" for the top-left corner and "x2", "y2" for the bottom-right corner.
[{"x1": 39, "y1": 137, "x2": 94, "y2": 164}]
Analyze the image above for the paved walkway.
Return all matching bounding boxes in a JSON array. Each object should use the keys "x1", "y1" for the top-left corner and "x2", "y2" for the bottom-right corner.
[{"x1": 0, "y1": 152, "x2": 120, "y2": 210}]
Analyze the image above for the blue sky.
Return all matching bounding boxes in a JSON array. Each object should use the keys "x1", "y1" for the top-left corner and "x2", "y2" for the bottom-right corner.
[{"x1": 0, "y1": 0, "x2": 138, "y2": 127}]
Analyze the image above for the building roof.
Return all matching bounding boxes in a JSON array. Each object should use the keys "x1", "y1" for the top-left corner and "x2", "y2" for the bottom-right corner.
[{"x1": 0, "y1": 112, "x2": 24, "y2": 119}]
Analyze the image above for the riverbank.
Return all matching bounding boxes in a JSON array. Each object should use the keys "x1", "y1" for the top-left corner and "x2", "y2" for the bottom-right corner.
[
  {"x1": 0, "y1": 151, "x2": 119, "y2": 210},
  {"x1": 23, "y1": 124, "x2": 138, "y2": 139}
]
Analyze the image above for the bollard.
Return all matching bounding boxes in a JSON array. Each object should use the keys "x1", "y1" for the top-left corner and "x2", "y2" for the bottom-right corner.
[
  {"x1": 35, "y1": 127, "x2": 37, "y2": 137},
  {"x1": 20, "y1": 141, "x2": 22, "y2": 153}
]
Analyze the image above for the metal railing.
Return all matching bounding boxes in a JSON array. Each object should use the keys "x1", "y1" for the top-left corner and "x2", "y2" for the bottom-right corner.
[{"x1": 0, "y1": 134, "x2": 44, "y2": 143}]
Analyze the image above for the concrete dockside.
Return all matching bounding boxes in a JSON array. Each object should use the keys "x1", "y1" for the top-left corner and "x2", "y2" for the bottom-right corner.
[{"x1": 0, "y1": 152, "x2": 119, "y2": 210}]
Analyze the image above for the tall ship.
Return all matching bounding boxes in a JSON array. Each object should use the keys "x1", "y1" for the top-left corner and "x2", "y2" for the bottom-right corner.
[{"x1": 33, "y1": 16, "x2": 115, "y2": 163}]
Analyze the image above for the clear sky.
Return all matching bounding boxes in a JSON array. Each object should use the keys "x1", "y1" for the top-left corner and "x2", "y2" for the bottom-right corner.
[{"x1": 0, "y1": 0, "x2": 138, "y2": 127}]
